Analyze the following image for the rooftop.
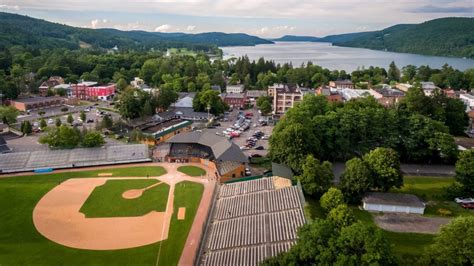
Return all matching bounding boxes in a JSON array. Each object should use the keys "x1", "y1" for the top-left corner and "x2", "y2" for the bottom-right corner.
[
  {"x1": 375, "y1": 87, "x2": 405, "y2": 97},
  {"x1": 222, "y1": 93, "x2": 246, "y2": 99},
  {"x1": 271, "y1": 162, "x2": 294, "y2": 179},
  {"x1": 363, "y1": 192, "x2": 425, "y2": 208},
  {"x1": 141, "y1": 119, "x2": 192, "y2": 139},
  {"x1": 331, "y1": 80, "x2": 353, "y2": 85},
  {"x1": 12, "y1": 97, "x2": 64, "y2": 104}
]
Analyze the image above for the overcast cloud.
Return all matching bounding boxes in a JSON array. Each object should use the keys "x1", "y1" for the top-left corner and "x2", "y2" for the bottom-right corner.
[{"x1": 0, "y1": 0, "x2": 472, "y2": 37}]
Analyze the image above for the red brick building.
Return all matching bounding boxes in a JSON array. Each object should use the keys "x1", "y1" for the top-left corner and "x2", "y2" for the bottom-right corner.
[
  {"x1": 10, "y1": 97, "x2": 64, "y2": 112},
  {"x1": 222, "y1": 93, "x2": 247, "y2": 108},
  {"x1": 71, "y1": 82, "x2": 116, "y2": 101}
]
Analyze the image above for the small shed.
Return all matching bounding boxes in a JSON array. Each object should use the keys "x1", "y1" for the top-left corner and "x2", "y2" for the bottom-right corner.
[
  {"x1": 271, "y1": 162, "x2": 294, "y2": 180},
  {"x1": 362, "y1": 192, "x2": 425, "y2": 214}
]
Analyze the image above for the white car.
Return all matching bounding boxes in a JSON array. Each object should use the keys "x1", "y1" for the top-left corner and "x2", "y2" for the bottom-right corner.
[
  {"x1": 47, "y1": 118, "x2": 54, "y2": 124},
  {"x1": 455, "y1": 197, "x2": 474, "y2": 204}
]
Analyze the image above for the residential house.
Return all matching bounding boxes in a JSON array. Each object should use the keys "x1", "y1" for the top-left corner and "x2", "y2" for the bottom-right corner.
[
  {"x1": 39, "y1": 76, "x2": 65, "y2": 96},
  {"x1": 226, "y1": 84, "x2": 245, "y2": 94},
  {"x1": 420, "y1": 82, "x2": 438, "y2": 96},
  {"x1": 375, "y1": 87, "x2": 405, "y2": 106}
]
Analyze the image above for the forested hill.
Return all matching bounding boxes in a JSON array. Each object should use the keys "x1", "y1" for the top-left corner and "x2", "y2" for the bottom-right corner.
[
  {"x1": 334, "y1": 17, "x2": 474, "y2": 58},
  {"x1": 271, "y1": 35, "x2": 322, "y2": 42},
  {"x1": 0, "y1": 12, "x2": 272, "y2": 51}
]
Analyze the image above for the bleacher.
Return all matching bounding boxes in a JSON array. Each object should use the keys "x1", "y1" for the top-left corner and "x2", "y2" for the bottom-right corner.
[
  {"x1": 169, "y1": 143, "x2": 213, "y2": 159},
  {"x1": 200, "y1": 177, "x2": 306, "y2": 266}
]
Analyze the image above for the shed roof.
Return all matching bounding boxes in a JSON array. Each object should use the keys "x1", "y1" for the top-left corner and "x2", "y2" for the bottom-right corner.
[
  {"x1": 363, "y1": 192, "x2": 425, "y2": 208},
  {"x1": 271, "y1": 162, "x2": 294, "y2": 179}
]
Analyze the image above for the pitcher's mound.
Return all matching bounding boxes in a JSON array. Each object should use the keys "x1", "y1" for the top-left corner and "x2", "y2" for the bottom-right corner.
[
  {"x1": 178, "y1": 207, "x2": 186, "y2": 220},
  {"x1": 122, "y1": 189, "x2": 143, "y2": 199}
]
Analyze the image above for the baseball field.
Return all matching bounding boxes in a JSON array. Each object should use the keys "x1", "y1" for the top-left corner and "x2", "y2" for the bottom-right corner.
[{"x1": 0, "y1": 164, "x2": 211, "y2": 265}]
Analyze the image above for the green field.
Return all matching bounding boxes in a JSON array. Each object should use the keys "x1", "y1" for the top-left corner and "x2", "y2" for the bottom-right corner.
[
  {"x1": 0, "y1": 167, "x2": 203, "y2": 265},
  {"x1": 177, "y1": 166, "x2": 206, "y2": 177},
  {"x1": 80, "y1": 179, "x2": 170, "y2": 217}
]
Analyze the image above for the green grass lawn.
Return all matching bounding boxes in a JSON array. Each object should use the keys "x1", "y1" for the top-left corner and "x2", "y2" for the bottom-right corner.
[
  {"x1": 177, "y1": 166, "x2": 206, "y2": 177},
  {"x1": 392, "y1": 176, "x2": 473, "y2": 217},
  {"x1": 80, "y1": 179, "x2": 169, "y2": 217},
  {"x1": 0, "y1": 167, "x2": 203, "y2": 265}
]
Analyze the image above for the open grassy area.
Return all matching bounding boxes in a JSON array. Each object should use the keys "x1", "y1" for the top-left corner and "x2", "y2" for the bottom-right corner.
[
  {"x1": 177, "y1": 166, "x2": 206, "y2": 177},
  {"x1": 392, "y1": 176, "x2": 473, "y2": 217},
  {"x1": 80, "y1": 179, "x2": 169, "y2": 217},
  {"x1": 0, "y1": 167, "x2": 203, "y2": 265}
]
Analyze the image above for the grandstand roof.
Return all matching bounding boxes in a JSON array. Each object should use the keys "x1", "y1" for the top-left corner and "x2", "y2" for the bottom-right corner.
[{"x1": 167, "y1": 131, "x2": 248, "y2": 163}]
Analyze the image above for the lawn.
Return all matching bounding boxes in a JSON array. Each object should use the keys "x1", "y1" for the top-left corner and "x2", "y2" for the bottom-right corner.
[
  {"x1": 0, "y1": 167, "x2": 203, "y2": 265},
  {"x1": 80, "y1": 179, "x2": 169, "y2": 217},
  {"x1": 177, "y1": 166, "x2": 206, "y2": 177}
]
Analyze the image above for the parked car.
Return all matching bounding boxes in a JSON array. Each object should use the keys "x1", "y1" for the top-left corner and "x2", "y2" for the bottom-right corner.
[
  {"x1": 461, "y1": 202, "x2": 474, "y2": 209},
  {"x1": 455, "y1": 197, "x2": 474, "y2": 204},
  {"x1": 47, "y1": 118, "x2": 54, "y2": 124},
  {"x1": 249, "y1": 154, "x2": 262, "y2": 158},
  {"x1": 86, "y1": 119, "x2": 94, "y2": 123},
  {"x1": 255, "y1": 146, "x2": 264, "y2": 150},
  {"x1": 84, "y1": 108, "x2": 90, "y2": 112}
]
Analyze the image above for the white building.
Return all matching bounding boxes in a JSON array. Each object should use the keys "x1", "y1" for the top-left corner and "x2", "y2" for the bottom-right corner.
[
  {"x1": 460, "y1": 93, "x2": 474, "y2": 109},
  {"x1": 420, "y1": 82, "x2": 438, "y2": 96},
  {"x1": 226, "y1": 84, "x2": 244, "y2": 94},
  {"x1": 362, "y1": 192, "x2": 425, "y2": 214},
  {"x1": 340, "y1": 88, "x2": 381, "y2": 101}
]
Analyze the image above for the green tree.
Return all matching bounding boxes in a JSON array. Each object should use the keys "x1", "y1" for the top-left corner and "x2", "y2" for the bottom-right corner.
[
  {"x1": 339, "y1": 158, "x2": 372, "y2": 203},
  {"x1": 0, "y1": 106, "x2": 19, "y2": 124},
  {"x1": 320, "y1": 188, "x2": 344, "y2": 212},
  {"x1": 259, "y1": 100, "x2": 272, "y2": 115},
  {"x1": 81, "y1": 131, "x2": 105, "y2": 147},
  {"x1": 39, "y1": 118, "x2": 47, "y2": 129},
  {"x1": 67, "y1": 114, "x2": 74, "y2": 124},
  {"x1": 39, "y1": 125, "x2": 81, "y2": 149},
  {"x1": 363, "y1": 148, "x2": 403, "y2": 191},
  {"x1": 297, "y1": 155, "x2": 333, "y2": 197},
  {"x1": 80, "y1": 111, "x2": 86, "y2": 122},
  {"x1": 422, "y1": 216, "x2": 474, "y2": 265},
  {"x1": 55, "y1": 118, "x2": 62, "y2": 127},
  {"x1": 454, "y1": 149, "x2": 474, "y2": 196},
  {"x1": 118, "y1": 88, "x2": 142, "y2": 119},
  {"x1": 116, "y1": 78, "x2": 128, "y2": 91},
  {"x1": 21, "y1": 120, "x2": 32, "y2": 135},
  {"x1": 327, "y1": 204, "x2": 356, "y2": 228},
  {"x1": 156, "y1": 87, "x2": 178, "y2": 111},
  {"x1": 101, "y1": 115, "x2": 113, "y2": 129},
  {"x1": 387, "y1": 61, "x2": 400, "y2": 82}
]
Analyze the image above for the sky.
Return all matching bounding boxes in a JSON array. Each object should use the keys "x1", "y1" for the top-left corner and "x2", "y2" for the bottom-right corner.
[{"x1": 0, "y1": 0, "x2": 473, "y2": 38}]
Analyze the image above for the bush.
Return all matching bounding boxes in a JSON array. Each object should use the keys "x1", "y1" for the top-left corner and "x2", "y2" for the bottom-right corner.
[
  {"x1": 320, "y1": 188, "x2": 344, "y2": 212},
  {"x1": 437, "y1": 208, "x2": 453, "y2": 217}
]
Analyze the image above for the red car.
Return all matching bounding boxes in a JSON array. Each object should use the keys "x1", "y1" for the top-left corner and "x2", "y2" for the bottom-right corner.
[
  {"x1": 461, "y1": 202, "x2": 474, "y2": 209},
  {"x1": 245, "y1": 112, "x2": 254, "y2": 117}
]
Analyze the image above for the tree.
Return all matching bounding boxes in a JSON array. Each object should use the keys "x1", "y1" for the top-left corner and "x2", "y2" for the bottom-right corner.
[
  {"x1": 55, "y1": 118, "x2": 62, "y2": 127},
  {"x1": 39, "y1": 118, "x2": 47, "y2": 129},
  {"x1": 81, "y1": 131, "x2": 105, "y2": 147},
  {"x1": 363, "y1": 148, "x2": 403, "y2": 191},
  {"x1": 327, "y1": 204, "x2": 355, "y2": 228},
  {"x1": 422, "y1": 216, "x2": 474, "y2": 265},
  {"x1": 80, "y1": 111, "x2": 86, "y2": 122},
  {"x1": 116, "y1": 78, "x2": 127, "y2": 91},
  {"x1": 387, "y1": 61, "x2": 400, "y2": 82},
  {"x1": 259, "y1": 100, "x2": 272, "y2": 115},
  {"x1": 101, "y1": 115, "x2": 113, "y2": 129},
  {"x1": 156, "y1": 87, "x2": 178, "y2": 111},
  {"x1": 67, "y1": 114, "x2": 74, "y2": 124},
  {"x1": 454, "y1": 149, "x2": 474, "y2": 196},
  {"x1": 21, "y1": 120, "x2": 32, "y2": 135},
  {"x1": 193, "y1": 90, "x2": 227, "y2": 115},
  {"x1": 339, "y1": 158, "x2": 372, "y2": 203},
  {"x1": 297, "y1": 155, "x2": 333, "y2": 197},
  {"x1": 320, "y1": 188, "x2": 344, "y2": 212},
  {"x1": 0, "y1": 106, "x2": 19, "y2": 124},
  {"x1": 39, "y1": 125, "x2": 81, "y2": 149},
  {"x1": 118, "y1": 88, "x2": 142, "y2": 119}
]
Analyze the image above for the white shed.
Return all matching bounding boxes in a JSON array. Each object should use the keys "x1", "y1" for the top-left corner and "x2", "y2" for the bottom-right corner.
[{"x1": 362, "y1": 192, "x2": 425, "y2": 214}]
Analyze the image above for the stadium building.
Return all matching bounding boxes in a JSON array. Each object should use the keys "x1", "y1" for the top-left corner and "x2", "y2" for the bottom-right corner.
[{"x1": 166, "y1": 131, "x2": 248, "y2": 181}]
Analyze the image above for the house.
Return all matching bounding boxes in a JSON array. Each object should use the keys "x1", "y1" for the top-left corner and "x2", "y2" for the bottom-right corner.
[
  {"x1": 39, "y1": 76, "x2": 65, "y2": 96},
  {"x1": 268, "y1": 84, "x2": 304, "y2": 114},
  {"x1": 329, "y1": 80, "x2": 354, "y2": 90},
  {"x1": 226, "y1": 84, "x2": 245, "y2": 94},
  {"x1": 221, "y1": 93, "x2": 247, "y2": 108},
  {"x1": 396, "y1": 83, "x2": 412, "y2": 92},
  {"x1": 131, "y1": 77, "x2": 155, "y2": 93},
  {"x1": 316, "y1": 86, "x2": 343, "y2": 103},
  {"x1": 460, "y1": 93, "x2": 474, "y2": 109},
  {"x1": 166, "y1": 131, "x2": 248, "y2": 181},
  {"x1": 10, "y1": 97, "x2": 64, "y2": 112},
  {"x1": 362, "y1": 192, "x2": 425, "y2": 214},
  {"x1": 375, "y1": 87, "x2": 405, "y2": 106},
  {"x1": 420, "y1": 82, "x2": 438, "y2": 96},
  {"x1": 172, "y1": 92, "x2": 195, "y2": 108},
  {"x1": 71, "y1": 81, "x2": 116, "y2": 101}
]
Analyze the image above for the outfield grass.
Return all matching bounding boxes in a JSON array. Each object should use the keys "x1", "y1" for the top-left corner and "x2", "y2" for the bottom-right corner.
[
  {"x1": 80, "y1": 179, "x2": 169, "y2": 217},
  {"x1": 0, "y1": 167, "x2": 203, "y2": 265},
  {"x1": 177, "y1": 166, "x2": 206, "y2": 177}
]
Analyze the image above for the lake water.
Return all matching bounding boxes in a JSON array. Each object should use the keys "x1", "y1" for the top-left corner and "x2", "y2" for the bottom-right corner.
[{"x1": 221, "y1": 42, "x2": 474, "y2": 72}]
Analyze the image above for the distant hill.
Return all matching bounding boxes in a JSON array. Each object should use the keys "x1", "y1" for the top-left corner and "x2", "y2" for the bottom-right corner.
[
  {"x1": 273, "y1": 17, "x2": 474, "y2": 58},
  {"x1": 334, "y1": 18, "x2": 474, "y2": 58},
  {"x1": 271, "y1": 35, "x2": 322, "y2": 42},
  {"x1": 0, "y1": 12, "x2": 272, "y2": 51}
]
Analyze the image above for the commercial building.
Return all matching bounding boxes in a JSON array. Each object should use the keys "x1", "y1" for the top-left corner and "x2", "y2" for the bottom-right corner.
[
  {"x1": 316, "y1": 86, "x2": 343, "y2": 103},
  {"x1": 71, "y1": 81, "x2": 116, "y2": 101},
  {"x1": 221, "y1": 93, "x2": 247, "y2": 108},
  {"x1": 329, "y1": 80, "x2": 354, "y2": 90},
  {"x1": 39, "y1": 76, "x2": 65, "y2": 96},
  {"x1": 166, "y1": 131, "x2": 248, "y2": 181},
  {"x1": 226, "y1": 84, "x2": 245, "y2": 94},
  {"x1": 374, "y1": 87, "x2": 405, "y2": 106},
  {"x1": 140, "y1": 118, "x2": 193, "y2": 145},
  {"x1": 362, "y1": 192, "x2": 425, "y2": 214},
  {"x1": 268, "y1": 84, "x2": 304, "y2": 115},
  {"x1": 246, "y1": 90, "x2": 268, "y2": 102},
  {"x1": 9, "y1": 97, "x2": 64, "y2": 112}
]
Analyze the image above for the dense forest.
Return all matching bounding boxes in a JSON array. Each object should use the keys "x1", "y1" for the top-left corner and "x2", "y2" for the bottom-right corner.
[
  {"x1": 0, "y1": 12, "x2": 271, "y2": 52},
  {"x1": 334, "y1": 17, "x2": 474, "y2": 58}
]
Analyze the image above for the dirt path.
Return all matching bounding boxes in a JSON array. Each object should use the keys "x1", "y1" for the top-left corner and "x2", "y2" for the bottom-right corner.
[{"x1": 374, "y1": 213, "x2": 451, "y2": 234}]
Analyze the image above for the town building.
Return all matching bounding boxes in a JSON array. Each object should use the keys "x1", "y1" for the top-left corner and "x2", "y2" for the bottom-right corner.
[
  {"x1": 39, "y1": 76, "x2": 65, "y2": 96},
  {"x1": 374, "y1": 87, "x2": 405, "y2": 106},
  {"x1": 246, "y1": 90, "x2": 268, "y2": 102},
  {"x1": 9, "y1": 97, "x2": 64, "y2": 112},
  {"x1": 420, "y1": 81, "x2": 438, "y2": 96},
  {"x1": 140, "y1": 118, "x2": 193, "y2": 145},
  {"x1": 71, "y1": 81, "x2": 116, "y2": 101},
  {"x1": 340, "y1": 89, "x2": 380, "y2": 101},
  {"x1": 460, "y1": 93, "x2": 474, "y2": 109},
  {"x1": 329, "y1": 80, "x2": 354, "y2": 90},
  {"x1": 131, "y1": 77, "x2": 155, "y2": 93},
  {"x1": 362, "y1": 192, "x2": 425, "y2": 214},
  {"x1": 396, "y1": 83, "x2": 412, "y2": 92},
  {"x1": 221, "y1": 93, "x2": 247, "y2": 108},
  {"x1": 316, "y1": 86, "x2": 343, "y2": 103},
  {"x1": 268, "y1": 84, "x2": 304, "y2": 114},
  {"x1": 226, "y1": 84, "x2": 245, "y2": 94},
  {"x1": 162, "y1": 92, "x2": 213, "y2": 121},
  {"x1": 166, "y1": 131, "x2": 248, "y2": 181}
]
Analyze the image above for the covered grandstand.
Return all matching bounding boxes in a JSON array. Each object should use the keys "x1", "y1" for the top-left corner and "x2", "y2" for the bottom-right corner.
[
  {"x1": 166, "y1": 132, "x2": 248, "y2": 180},
  {"x1": 199, "y1": 177, "x2": 306, "y2": 265}
]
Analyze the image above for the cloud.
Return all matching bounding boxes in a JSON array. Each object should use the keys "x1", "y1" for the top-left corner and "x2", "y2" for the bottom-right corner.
[
  {"x1": 90, "y1": 19, "x2": 99, "y2": 29},
  {"x1": 154, "y1": 24, "x2": 172, "y2": 32},
  {"x1": 186, "y1": 25, "x2": 196, "y2": 31},
  {"x1": 0, "y1": 4, "x2": 20, "y2": 10},
  {"x1": 409, "y1": 5, "x2": 473, "y2": 13},
  {"x1": 256, "y1": 25, "x2": 296, "y2": 37}
]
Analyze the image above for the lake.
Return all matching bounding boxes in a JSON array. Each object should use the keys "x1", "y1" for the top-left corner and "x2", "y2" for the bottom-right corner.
[{"x1": 221, "y1": 42, "x2": 474, "y2": 72}]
